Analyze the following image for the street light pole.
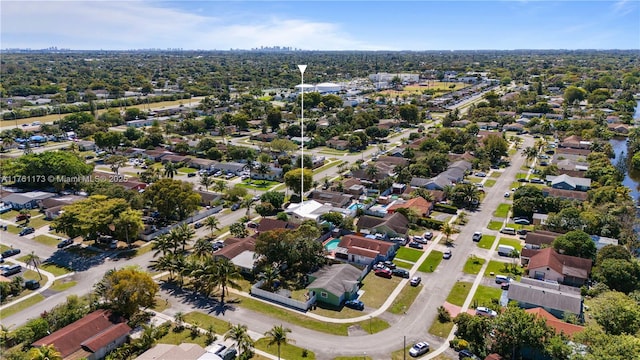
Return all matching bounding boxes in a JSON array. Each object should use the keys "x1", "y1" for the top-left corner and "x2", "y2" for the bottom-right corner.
[{"x1": 297, "y1": 65, "x2": 307, "y2": 202}]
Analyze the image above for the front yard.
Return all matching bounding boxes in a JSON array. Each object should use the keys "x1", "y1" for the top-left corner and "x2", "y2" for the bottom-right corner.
[
  {"x1": 418, "y1": 250, "x2": 443, "y2": 273},
  {"x1": 471, "y1": 285, "x2": 502, "y2": 309},
  {"x1": 359, "y1": 273, "x2": 402, "y2": 308},
  {"x1": 498, "y1": 237, "x2": 524, "y2": 252},
  {"x1": 493, "y1": 203, "x2": 511, "y2": 218},
  {"x1": 463, "y1": 256, "x2": 486, "y2": 275},
  {"x1": 476, "y1": 234, "x2": 496, "y2": 249},
  {"x1": 395, "y1": 247, "x2": 423, "y2": 262},
  {"x1": 446, "y1": 281, "x2": 473, "y2": 306}
]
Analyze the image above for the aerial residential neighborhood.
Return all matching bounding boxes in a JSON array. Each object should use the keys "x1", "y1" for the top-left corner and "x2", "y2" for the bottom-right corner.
[{"x1": 1, "y1": 2, "x2": 640, "y2": 360}]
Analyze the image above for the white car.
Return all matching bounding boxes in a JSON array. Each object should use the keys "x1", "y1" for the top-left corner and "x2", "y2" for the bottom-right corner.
[
  {"x1": 409, "y1": 342, "x2": 430, "y2": 357},
  {"x1": 475, "y1": 306, "x2": 498, "y2": 318},
  {"x1": 443, "y1": 249, "x2": 452, "y2": 259},
  {"x1": 504, "y1": 192, "x2": 510, "y2": 198}
]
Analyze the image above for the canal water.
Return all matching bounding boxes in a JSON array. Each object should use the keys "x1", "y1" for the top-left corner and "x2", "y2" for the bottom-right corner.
[{"x1": 609, "y1": 100, "x2": 640, "y2": 207}]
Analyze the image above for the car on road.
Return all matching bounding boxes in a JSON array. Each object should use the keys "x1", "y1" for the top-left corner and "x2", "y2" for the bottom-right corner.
[
  {"x1": 19, "y1": 227, "x2": 35, "y2": 236},
  {"x1": 504, "y1": 192, "x2": 510, "y2": 198},
  {"x1": 374, "y1": 268, "x2": 392, "y2": 279},
  {"x1": 231, "y1": 203, "x2": 241, "y2": 211},
  {"x1": 392, "y1": 268, "x2": 410, "y2": 278},
  {"x1": 423, "y1": 232, "x2": 433, "y2": 240},
  {"x1": 409, "y1": 342, "x2": 430, "y2": 357},
  {"x1": 1, "y1": 248, "x2": 21, "y2": 258},
  {"x1": 475, "y1": 306, "x2": 498, "y2": 318},
  {"x1": 344, "y1": 299, "x2": 364, "y2": 310},
  {"x1": 472, "y1": 231, "x2": 482, "y2": 242},
  {"x1": 408, "y1": 242, "x2": 423, "y2": 249},
  {"x1": 410, "y1": 276, "x2": 422, "y2": 286},
  {"x1": 443, "y1": 249, "x2": 452, "y2": 259},
  {"x1": 57, "y1": 239, "x2": 73, "y2": 248}
]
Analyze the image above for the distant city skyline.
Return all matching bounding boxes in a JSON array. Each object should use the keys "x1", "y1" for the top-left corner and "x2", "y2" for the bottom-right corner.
[{"x1": 2, "y1": 1, "x2": 639, "y2": 51}]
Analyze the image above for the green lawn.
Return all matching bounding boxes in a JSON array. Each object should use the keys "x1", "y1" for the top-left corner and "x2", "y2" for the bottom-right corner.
[
  {"x1": 490, "y1": 172, "x2": 501, "y2": 178},
  {"x1": 498, "y1": 237, "x2": 523, "y2": 252},
  {"x1": 446, "y1": 281, "x2": 473, "y2": 306},
  {"x1": 178, "y1": 167, "x2": 197, "y2": 173},
  {"x1": 493, "y1": 203, "x2": 511, "y2": 218},
  {"x1": 394, "y1": 259, "x2": 413, "y2": 269},
  {"x1": 237, "y1": 179, "x2": 280, "y2": 191},
  {"x1": 484, "y1": 260, "x2": 523, "y2": 280},
  {"x1": 510, "y1": 181, "x2": 522, "y2": 190},
  {"x1": 395, "y1": 247, "x2": 423, "y2": 262},
  {"x1": 484, "y1": 179, "x2": 496, "y2": 187},
  {"x1": 463, "y1": 256, "x2": 486, "y2": 275},
  {"x1": 50, "y1": 280, "x2": 77, "y2": 292},
  {"x1": 32, "y1": 234, "x2": 60, "y2": 247},
  {"x1": 183, "y1": 311, "x2": 232, "y2": 335},
  {"x1": 418, "y1": 250, "x2": 443, "y2": 273},
  {"x1": 41, "y1": 262, "x2": 73, "y2": 276},
  {"x1": 515, "y1": 172, "x2": 528, "y2": 180},
  {"x1": 429, "y1": 318, "x2": 455, "y2": 338},
  {"x1": 466, "y1": 176, "x2": 483, "y2": 183},
  {"x1": 472, "y1": 285, "x2": 502, "y2": 309},
  {"x1": 487, "y1": 221, "x2": 503, "y2": 230},
  {"x1": 312, "y1": 160, "x2": 341, "y2": 174},
  {"x1": 360, "y1": 273, "x2": 402, "y2": 308},
  {"x1": 0, "y1": 294, "x2": 45, "y2": 319},
  {"x1": 477, "y1": 235, "x2": 496, "y2": 249},
  {"x1": 7, "y1": 225, "x2": 21, "y2": 234},
  {"x1": 388, "y1": 282, "x2": 421, "y2": 314},
  {"x1": 255, "y1": 338, "x2": 315, "y2": 360},
  {"x1": 28, "y1": 217, "x2": 51, "y2": 230},
  {"x1": 157, "y1": 327, "x2": 209, "y2": 348},
  {"x1": 334, "y1": 357, "x2": 373, "y2": 360}
]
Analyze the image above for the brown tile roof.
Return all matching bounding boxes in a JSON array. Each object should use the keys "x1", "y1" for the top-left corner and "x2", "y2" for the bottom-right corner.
[
  {"x1": 308, "y1": 190, "x2": 353, "y2": 208},
  {"x1": 387, "y1": 196, "x2": 433, "y2": 216},
  {"x1": 256, "y1": 218, "x2": 298, "y2": 233},
  {"x1": 525, "y1": 307, "x2": 585, "y2": 338},
  {"x1": 32, "y1": 310, "x2": 130, "y2": 358},
  {"x1": 81, "y1": 323, "x2": 131, "y2": 352},
  {"x1": 338, "y1": 234, "x2": 395, "y2": 257},
  {"x1": 376, "y1": 156, "x2": 408, "y2": 166},
  {"x1": 527, "y1": 248, "x2": 592, "y2": 279},
  {"x1": 357, "y1": 213, "x2": 409, "y2": 235},
  {"x1": 217, "y1": 237, "x2": 256, "y2": 260},
  {"x1": 555, "y1": 148, "x2": 591, "y2": 156},
  {"x1": 542, "y1": 187, "x2": 588, "y2": 201},
  {"x1": 556, "y1": 169, "x2": 588, "y2": 178},
  {"x1": 524, "y1": 231, "x2": 562, "y2": 247}
]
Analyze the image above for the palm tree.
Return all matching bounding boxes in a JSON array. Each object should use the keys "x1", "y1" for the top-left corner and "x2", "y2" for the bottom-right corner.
[
  {"x1": 523, "y1": 146, "x2": 538, "y2": 167},
  {"x1": 365, "y1": 164, "x2": 379, "y2": 181},
  {"x1": 212, "y1": 179, "x2": 228, "y2": 193},
  {"x1": 442, "y1": 223, "x2": 459, "y2": 245},
  {"x1": 264, "y1": 325, "x2": 293, "y2": 360},
  {"x1": 163, "y1": 162, "x2": 178, "y2": 178},
  {"x1": 224, "y1": 324, "x2": 254, "y2": 358},
  {"x1": 172, "y1": 223, "x2": 195, "y2": 253},
  {"x1": 24, "y1": 251, "x2": 43, "y2": 281},
  {"x1": 200, "y1": 174, "x2": 213, "y2": 191},
  {"x1": 241, "y1": 196, "x2": 254, "y2": 217},
  {"x1": 173, "y1": 312, "x2": 185, "y2": 330},
  {"x1": 204, "y1": 216, "x2": 220, "y2": 237},
  {"x1": 0, "y1": 324, "x2": 13, "y2": 349},
  {"x1": 192, "y1": 238, "x2": 213, "y2": 259},
  {"x1": 149, "y1": 253, "x2": 179, "y2": 281},
  {"x1": 214, "y1": 258, "x2": 242, "y2": 304},
  {"x1": 258, "y1": 265, "x2": 280, "y2": 291},
  {"x1": 27, "y1": 344, "x2": 62, "y2": 360},
  {"x1": 152, "y1": 233, "x2": 174, "y2": 258}
]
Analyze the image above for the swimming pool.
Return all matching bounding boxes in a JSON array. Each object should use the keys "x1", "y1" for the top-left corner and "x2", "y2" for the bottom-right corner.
[
  {"x1": 348, "y1": 203, "x2": 363, "y2": 211},
  {"x1": 324, "y1": 238, "x2": 341, "y2": 251}
]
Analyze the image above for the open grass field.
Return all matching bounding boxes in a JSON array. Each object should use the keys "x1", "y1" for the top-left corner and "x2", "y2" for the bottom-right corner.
[
  {"x1": 388, "y1": 282, "x2": 422, "y2": 314},
  {"x1": 360, "y1": 274, "x2": 402, "y2": 308},
  {"x1": 394, "y1": 259, "x2": 413, "y2": 269},
  {"x1": 396, "y1": 247, "x2": 423, "y2": 262},
  {"x1": 50, "y1": 280, "x2": 77, "y2": 292},
  {"x1": 490, "y1": 171, "x2": 502, "y2": 178},
  {"x1": 418, "y1": 250, "x2": 443, "y2": 273},
  {"x1": 313, "y1": 160, "x2": 342, "y2": 174},
  {"x1": 446, "y1": 281, "x2": 473, "y2": 306},
  {"x1": 237, "y1": 179, "x2": 280, "y2": 191},
  {"x1": 178, "y1": 167, "x2": 197, "y2": 173},
  {"x1": 471, "y1": 285, "x2": 502, "y2": 309},
  {"x1": 463, "y1": 256, "x2": 486, "y2": 275},
  {"x1": 476, "y1": 234, "x2": 496, "y2": 250},
  {"x1": 156, "y1": 326, "x2": 209, "y2": 348},
  {"x1": 255, "y1": 338, "x2": 315, "y2": 360},
  {"x1": 183, "y1": 311, "x2": 232, "y2": 335},
  {"x1": 493, "y1": 203, "x2": 511, "y2": 218}
]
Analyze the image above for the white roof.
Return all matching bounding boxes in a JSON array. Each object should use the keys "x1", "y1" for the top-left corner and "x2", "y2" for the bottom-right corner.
[{"x1": 286, "y1": 200, "x2": 324, "y2": 219}]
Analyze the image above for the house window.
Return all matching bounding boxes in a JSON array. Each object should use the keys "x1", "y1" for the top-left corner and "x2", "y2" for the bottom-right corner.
[{"x1": 320, "y1": 292, "x2": 328, "y2": 298}]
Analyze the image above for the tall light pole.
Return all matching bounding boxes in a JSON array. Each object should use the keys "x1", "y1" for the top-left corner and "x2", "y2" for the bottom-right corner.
[{"x1": 297, "y1": 64, "x2": 307, "y2": 202}]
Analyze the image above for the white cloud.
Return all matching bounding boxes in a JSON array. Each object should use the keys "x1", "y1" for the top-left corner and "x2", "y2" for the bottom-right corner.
[
  {"x1": 612, "y1": 0, "x2": 635, "y2": 16},
  {"x1": 0, "y1": 1, "x2": 385, "y2": 50}
]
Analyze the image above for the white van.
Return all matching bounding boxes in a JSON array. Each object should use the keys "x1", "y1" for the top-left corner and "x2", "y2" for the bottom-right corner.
[
  {"x1": 500, "y1": 227, "x2": 516, "y2": 235},
  {"x1": 498, "y1": 244, "x2": 516, "y2": 256}
]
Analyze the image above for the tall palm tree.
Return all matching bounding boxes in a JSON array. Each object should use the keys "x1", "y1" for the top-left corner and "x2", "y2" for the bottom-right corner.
[
  {"x1": 204, "y1": 216, "x2": 220, "y2": 237},
  {"x1": 225, "y1": 324, "x2": 254, "y2": 358},
  {"x1": 27, "y1": 344, "x2": 62, "y2": 360},
  {"x1": 258, "y1": 266, "x2": 280, "y2": 291},
  {"x1": 24, "y1": 251, "x2": 43, "y2": 281},
  {"x1": 242, "y1": 196, "x2": 254, "y2": 217},
  {"x1": 214, "y1": 258, "x2": 242, "y2": 304},
  {"x1": 172, "y1": 223, "x2": 195, "y2": 253},
  {"x1": 264, "y1": 325, "x2": 293, "y2": 360},
  {"x1": 163, "y1": 162, "x2": 178, "y2": 178},
  {"x1": 149, "y1": 253, "x2": 179, "y2": 282},
  {"x1": 192, "y1": 238, "x2": 214, "y2": 259},
  {"x1": 365, "y1": 164, "x2": 379, "y2": 181},
  {"x1": 152, "y1": 233, "x2": 174, "y2": 258},
  {"x1": 200, "y1": 174, "x2": 213, "y2": 191},
  {"x1": 442, "y1": 223, "x2": 458, "y2": 245},
  {"x1": 523, "y1": 146, "x2": 538, "y2": 167}
]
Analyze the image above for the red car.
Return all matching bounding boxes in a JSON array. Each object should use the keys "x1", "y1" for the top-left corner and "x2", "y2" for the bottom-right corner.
[{"x1": 374, "y1": 268, "x2": 392, "y2": 278}]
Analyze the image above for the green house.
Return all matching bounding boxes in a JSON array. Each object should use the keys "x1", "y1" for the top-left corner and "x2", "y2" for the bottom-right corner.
[{"x1": 307, "y1": 264, "x2": 364, "y2": 307}]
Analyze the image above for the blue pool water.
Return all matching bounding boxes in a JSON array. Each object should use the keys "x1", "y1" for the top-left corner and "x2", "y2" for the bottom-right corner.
[
  {"x1": 348, "y1": 203, "x2": 363, "y2": 211},
  {"x1": 325, "y1": 239, "x2": 341, "y2": 251}
]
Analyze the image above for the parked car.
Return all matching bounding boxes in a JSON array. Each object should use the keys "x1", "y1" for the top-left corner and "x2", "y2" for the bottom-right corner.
[
  {"x1": 240, "y1": 174, "x2": 249, "y2": 180},
  {"x1": 57, "y1": 239, "x2": 73, "y2": 248},
  {"x1": 19, "y1": 227, "x2": 35, "y2": 236},
  {"x1": 517, "y1": 178, "x2": 529, "y2": 183},
  {"x1": 459, "y1": 349, "x2": 480, "y2": 360},
  {"x1": 443, "y1": 249, "x2": 452, "y2": 259},
  {"x1": 504, "y1": 192, "x2": 510, "y2": 198},
  {"x1": 475, "y1": 306, "x2": 498, "y2": 318},
  {"x1": 513, "y1": 218, "x2": 530, "y2": 225},
  {"x1": 194, "y1": 222, "x2": 204, "y2": 229},
  {"x1": 231, "y1": 203, "x2": 240, "y2": 211},
  {"x1": 225, "y1": 173, "x2": 235, "y2": 179},
  {"x1": 344, "y1": 299, "x2": 364, "y2": 310},
  {"x1": 495, "y1": 275, "x2": 512, "y2": 284},
  {"x1": 475, "y1": 172, "x2": 487, "y2": 177},
  {"x1": 214, "y1": 171, "x2": 223, "y2": 177},
  {"x1": 2, "y1": 264, "x2": 22, "y2": 276},
  {"x1": 472, "y1": 231, "x2": 483, "y2": 242},
  {"x1": 423, "y1": 232, "x2": 433, "y2": 240},
  {"x1": 516, "y1": 229, "x2": 528, "y2": 235},
  {"x1": 374, "y1": 268, "x2": 392, "y2": 278},
  {"x1": 212, "y1": 241, "x2": 225, "y2": 251},
  {"x1": 1, "y1": 248, "x2": 21, "y2": 258},
  {"x1": 410, "y1": 276, "x2": 422, "y2": 286},
  {"x1": 392, "y1": 268, "x2": 410, "y2": 278},
  {"x1": 24, "y1": 279, "x2": 40, "y2": 290},
  {"x1": 530, "y1": 178, "x2": 544, "y2": 184},
  {"x1": 408, "y1": 242, "x2": 423, "y2": 249},
  {"x1": 409, "y1": 342, "x2": 430, "y2": 357},
  {"x1": 383, "y1": 261, "x2": 396, "y2": 270},
  {"x1": 412, "y1": 235, "x2": 427, "y2": 244}
]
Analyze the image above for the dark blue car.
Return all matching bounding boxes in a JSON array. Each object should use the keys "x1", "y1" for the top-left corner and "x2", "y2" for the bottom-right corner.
[{"x1": 344, "y1": 299, "x2": 364, "y2": 310}]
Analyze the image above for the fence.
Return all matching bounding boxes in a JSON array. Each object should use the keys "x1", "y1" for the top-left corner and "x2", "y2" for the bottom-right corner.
[
  {"x1": 250, "y1": 280, "x2": 316, "y2": 312},
  {"x1": 139, "y1": 205, "x2": 223, "y2": 241}
]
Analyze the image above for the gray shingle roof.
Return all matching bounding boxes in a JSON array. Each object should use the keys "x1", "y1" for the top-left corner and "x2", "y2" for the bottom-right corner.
[
  {"x1": 508, "y1": 279, "x2": 583, "y2": 315},
  {"x1": 307, "y1": 264, "x2": 362, "y2": 297}
]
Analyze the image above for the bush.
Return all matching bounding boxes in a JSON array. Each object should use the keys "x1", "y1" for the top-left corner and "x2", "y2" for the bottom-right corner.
[
  {"x1": 437, "y1": 306, "x2": 452, "y2": 323},
  {"x1": 417, "y1": 217, "x2": 444, "y2": 230},
  {"x1": 434, "y1": 203, "x2": 458, "y2": 214}
]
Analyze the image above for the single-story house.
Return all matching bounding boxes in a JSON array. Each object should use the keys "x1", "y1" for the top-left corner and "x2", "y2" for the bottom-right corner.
[
  {"x1": 308, "y1": 190, "x2": 353, "y2": 208},
  {"x1": 255, "y1": 218, "x2": 298, "y2": 234},
  {"x1": 541, "y1": 188, "x2": 588, "y2": 201},
  {"x1": 523, "y1": 230, "x2": 561, "y2": 250},
  {"x1": 32, "y1": 309, "x2": 131, "y2": 360},
  {"x1": 142, "y1": 149, "x2": 174, "y2": 162},
  {"x1": 386, "y1": 196, "x2": 433, "y2": 217},
  {"x1": 77, "y1": 140, "x2": 96, "y2": 151},
  {"x1": 161, "y1": 154, "x2": 192, "y2": 165},
  {"x1": 194, "y1": 190, "x2": 222, "y2": 207},
  {"x1": 213, "y1": 162, "x2": 248, "y2": 176},
  {"x1": 250, "y1": 166, "x2": 283, "y2": 181},
  {"x1": 215, "y1": 237, "x2": 257, "y2": 272},
  {"x1": 546, "y1": 174, "x2": 591, "y2": 192},
  {"x1": 503, "y1": 123, "x2": 525, "y2": 133},
  {"x1": 334, "y1": 234, "x2": 398, "y2": 265},
  {"x1": 188, "y1": 158, "x2": 217, "y2": 171},
  {"x1": 136, "y1": 343, "x2": 210, "y2": 360},
  {"x1": 307, "y1": 264, "x2": 364, "y2": 307},
  {"x1": 507, "y1": 277, "x2": 584, "y2": 321},
  {"x1": 1, "y1": 191, "x2": 55, "y2": 210},
  {"x1": 357, "y1": 212, "x2": 409, "y2": 238},
  {"x1": 560, "y1": 135, "x2": 591, "y2": 150},
  {"x1": 525, "y1": 248, "x2": 592, "y2": 287},
  {"x1": 326, "y1": 137, "x2": 349, "y2": 151},
  {"x1": 285, "y1": 200, "x2": 350, "y2": 223},
  {"x1": 39, "y1": 195, "x2": 86, "y2": 219},
  {"x1": 250, "y1": 133, "x2": 278, "y2": 142},
  {"x1": 531, "y1": 213, "x2": 549, "y2": 226}
]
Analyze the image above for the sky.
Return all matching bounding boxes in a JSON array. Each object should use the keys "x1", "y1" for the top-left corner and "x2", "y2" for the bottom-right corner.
[{"x1": 2, "y1": 0, "x2": 639, "y2": 50}]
